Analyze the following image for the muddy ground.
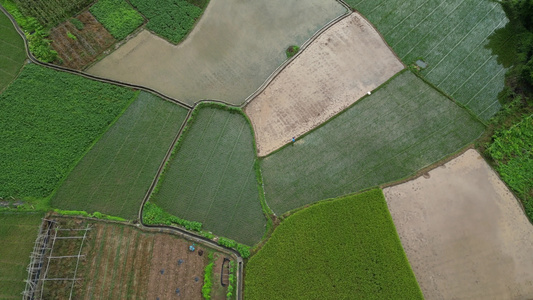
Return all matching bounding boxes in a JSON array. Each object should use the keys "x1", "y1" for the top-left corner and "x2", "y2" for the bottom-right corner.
[
  {"x1": 50, "y1": 11, "x2": 115, "y2": 70},
  {"x1": 383, "y1": 149, "x2": 533, "y2": 299},
  {"x1": 87, "y1": 0, "x2": 345, "y2": 104},
  {"x1": 245, "y1": 12, "x2": 404, "y2": 156}
]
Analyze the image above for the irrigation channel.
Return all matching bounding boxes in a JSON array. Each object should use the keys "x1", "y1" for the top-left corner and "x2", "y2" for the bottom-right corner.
[{"x1": 1, "y1": 1, "x2": 354, "y2": 298}]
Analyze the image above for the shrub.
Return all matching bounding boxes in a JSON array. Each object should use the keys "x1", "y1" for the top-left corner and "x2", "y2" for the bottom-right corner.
[
  {"x1": 285, "y1": 45, "x2": 300, "y2": 58},
  {"x1": 143, "y1": 201, "x2": 203, "y2": 231},
  {"x1": 70, "y1": 18, "x2": 84, "y2": 30},
  {"x1": 90, "y1": 0, "x2": 144, "y2": 40},
  {"x1": 202, "y1": 260, "x2": 214, "y2": 299}
]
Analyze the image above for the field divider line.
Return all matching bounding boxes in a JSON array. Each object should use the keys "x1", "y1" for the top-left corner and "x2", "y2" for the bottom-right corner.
[
  {"x1": 449, "y1": 55, "x2": 495, "y2": 96},
  {"x1": 202, "y1": 121, "x2": 246, "y2": 223},
  {"x1": 384, "y1": 0, "x2": 431, "y2": 37},
  {"x1": 68, "y1": 224, "x2": 90, "y2": 300},
  {"x1": 400, "y1": 0, "x2": 467, "y2": 60},
  {"x1": 425, "y1": 3, "x2": 498, "y2": 75},
  {"x1": 241, "y1": 3, "x2": 351, "y2": 108},
  {"x1": 0, "y1": 68, "x2": 15, "y2": 76},
  {"x1": 435, "y1": 19, "x2": 506, "y2": 87},
  {"x1": 0, "y1": 37, "x2": 23, "y2": 49},
  {"x1": 391, "y1": 1, "x2": 446, "y2": 49},
  {"x1": 0, "y1": 53, "x2": 19, "y2": 63},
  {"x1": 464, "y1": 67, "x2": 506, "y2": 106},
  {"x1": 478, "y1": 99, "x2": 501, "y2": 117},
  {"x1": 0, "y1": 5, "x2": 193, "y2": 110}
]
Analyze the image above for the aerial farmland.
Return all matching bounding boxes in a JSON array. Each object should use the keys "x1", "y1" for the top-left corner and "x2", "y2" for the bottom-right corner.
[{"x1": 0, "y1": 0, "x2": 532, "y2": 299}]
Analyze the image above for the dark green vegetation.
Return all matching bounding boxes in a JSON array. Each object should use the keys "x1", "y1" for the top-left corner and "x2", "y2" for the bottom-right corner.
[
  {"x1": 51, "y1": 92, "x2": 188, "y2": 220},
  {"x1": 90, "y1": 0, "x2": 144, "y2": 40},
  {"x1": 0, "y1": 9, "x2": 25, "y2": 92},
  {"x1": 0, "y1": 64, "x2": 136, "y2": 202},
  {"x1": 1, "y1": 0, "x2": 57, "y2": 62},
  {"x1": 12, "y1": 0, "x2": 91, "y2": 27},
  {"x1": 261, "y1": 71, "x2": 485, "y2": 214},
  {"x1": 347, "y1": 0, "x2": 508, "y2": 120},
  {"x1": 143, "y1": 201, "x2": 202, "y2": 231},
  {"x1": 245, "y1": 189, "x2": 423, "y2": 299},
  {"x1": 202, "y1": 252, "x2": 214, "y2": 299},
  {"x1": 129, "y1": 0, "x2": 206, "y2": 44},
  {"x1": 285, "y1": 45, "x2": 299, "y2": 58},
  {"x1": 487, "y1": 115, "x2": 532, "y2": 219},
  {"x1": 69, "y1": 17, "x2": 84, "y2": 30},
  {"x1": 150, "y1": 106, "x2": 266, "y2": 246},
  {"x1": 0, "y1": 212, "x2": 43, "y2": 298}
]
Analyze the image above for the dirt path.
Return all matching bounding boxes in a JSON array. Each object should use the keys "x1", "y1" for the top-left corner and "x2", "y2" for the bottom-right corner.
[
  {"x1": 383, "y1": 149, "x2": 533, "y2": 299},
  {"x1": 245, "y1": 12, "x2": 404, "y2": 156}
]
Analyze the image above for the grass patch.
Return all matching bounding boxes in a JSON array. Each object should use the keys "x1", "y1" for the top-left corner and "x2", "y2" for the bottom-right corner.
[
  {"x1": 0, "y1": 63, "x2": 136, "y2": 202},
  {"x1": 0, "y1": 10, "x2": 26, "y2": 93},
  {"x1": 244, "y1": 189, "x2": 423, "y2": 299},
  {"x1": 347, "y1": 0, "x2": 508, "y2": 120},
  {"x1": 0, "y1": 212, "x2": 43, "y2": 298},
  {"x1": 51, "y1": 92, "x2": 188, "y2": 220},
  {"x1": 129, "y1": 0, "x2": 206, "y2": 44},
  {"x1": 261, "y1": 71, "x2": 485, "y2": 214},
  {"x1": 90, "y1": 0, "x2": 144, "y2": 40},
  {"x1": 150, "y1": 105, "x2": 266, "y2": 245},
  {"x1": 285, "y1": 45, "x2": 299, "y2": 58}
]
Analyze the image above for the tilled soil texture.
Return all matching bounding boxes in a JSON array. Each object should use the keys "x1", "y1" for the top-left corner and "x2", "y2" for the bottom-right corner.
[
  {"x1": 39, "y1": 220, "x2": 214, "y2": 299},
  {"x1": 211, "y1": 253, "x2": 232, "y2": 300},
  {"x1": 245, "y1": 12, "x2": 404, "y2": 156},
  {"x1": 383, "y1": 149, "x2": 533, "y2": 300},
  {"x1": 87, "y1": 0, "x2": 346, "y2": 105},
  {"x1": 50, "y1": 12, "x2": 115, "y2": 70},
  {"x1": 146, "y1": 234, "x2": 207, "y2": 299}
]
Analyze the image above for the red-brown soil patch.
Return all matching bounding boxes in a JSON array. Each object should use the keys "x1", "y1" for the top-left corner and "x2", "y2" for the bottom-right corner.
[{"x1": 50, "y1": 11, "x2": 115, "y2": 70}]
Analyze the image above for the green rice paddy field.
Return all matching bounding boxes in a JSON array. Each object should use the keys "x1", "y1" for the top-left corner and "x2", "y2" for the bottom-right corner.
[
  {"x1": 0, "y1": 10, "x2": 25, "y2": 92},
  {"x1": 245, "y1": 189, "x2": 423, "y2": 299},
  {"x1": 347, "y1": 0, "x2": 508, "y2": 120},
  {"x1": 0, "y1": 212, "x2": 43, "y2": 298},
  {"x1": 150, "y1": 106, "x2": 266, "y2": 246},
  {"x1": 261, "y1": 71, "x2": 485, "y2": 214},
  {"x1": 51, "y1": 92, "x2": 188, "y2": 220},
  {"x1": 0, "y1": 64, "x2": 136, "y2": 201}
]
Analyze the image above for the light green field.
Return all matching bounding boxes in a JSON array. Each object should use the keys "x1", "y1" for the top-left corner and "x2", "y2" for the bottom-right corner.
[
  {"x1": 347, "y1": 0, "x2": 508, "y2": 120},
  {"x1": 0, "y1": 212, "x2": 43, "y2": 298},
  {"x1": 51, "y1": 92, "x2": 188, "y2": 220},
  {"x1": 151, "y1": 106, "x2": 265, "y2": 245},
  {"x1": 261, "y1": 71, "x2": 485, "y2": 214},
  {"x1": 0, "y1": 10, "x2": 25, "y2": 92},
  {"x1": 245, "y1": 189, "x2": 423, "y2": 299}
]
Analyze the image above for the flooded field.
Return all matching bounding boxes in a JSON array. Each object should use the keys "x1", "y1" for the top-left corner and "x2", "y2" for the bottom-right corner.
[{"x1": 87, "y1": 0, "x2": 346, "y2": 105}]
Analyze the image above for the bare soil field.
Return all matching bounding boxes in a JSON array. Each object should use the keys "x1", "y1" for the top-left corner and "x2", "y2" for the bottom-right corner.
[
  {"x1": 383, "y1": 149, "x2": 533, "y2": 300},
  {"x1": 37, "y1": 218, "x2": 230, "y2": 299},
  {"x1": 50, "y1": 12, "x2": 115, "y2": 70},
  {"x1": 245, "y1": 12, "x2": 404, "y2": 156},
  {"x1": 87, "y1": 0, "x2": 346, "y2": 105}
]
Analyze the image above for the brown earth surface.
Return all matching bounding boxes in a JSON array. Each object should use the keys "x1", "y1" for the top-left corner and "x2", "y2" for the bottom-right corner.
[
  {"x1": 86, "y1": 0, "x2": 346, "y2": 104},
  {"x1": 383, "y1": 149, "x2": 533, "y2": 300},
  {"x1": 50, "y1": 11, "x2": 115, "y2": 70},
  {"x1": 245, "y1": 12, "x2": 404, "y2": 156},
  {"x1": 211, "y1": 253, "x2": 232, "y2": 300},
  {"x1": 36, "y1": 220, "x2": 219, "y2": 299}
]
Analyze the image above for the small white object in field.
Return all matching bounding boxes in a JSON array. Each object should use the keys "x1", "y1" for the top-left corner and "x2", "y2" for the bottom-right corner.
[{"x1": 367, "y1": 91, "x2": 371, "y2": 95}]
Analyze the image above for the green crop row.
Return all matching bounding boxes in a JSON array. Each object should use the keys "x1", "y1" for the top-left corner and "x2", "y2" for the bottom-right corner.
[
  {"x1": 143, "y1": 201, "x2": 202, "y2": 231},
  {"x1": 12, "y1": 0, "x2": 92, "y2": 27},
  {"x1": 245, "y1": 189, "x2": 423, "y2": 299},
  {"x1": 90, "y1": 0, "x2": 144, "y2": 40},
  {"x1": 226, "y1": 260, "x2": 236, "y2": 299},
  {"x1": 487, "y1": 114, "x2": 533, "y2": 219},
  {"x1": 0, "y1": 64, "x2": 136, "y2": 200},
  {"x1": 1, "y1": 0, "x2": 57, "y2": 62},
  {"x1": 202, "y1": 252, "x2": 214, "y2": 299},
  {"x1": 129, "y1": 0, "x2": 205, "y2": 44}
]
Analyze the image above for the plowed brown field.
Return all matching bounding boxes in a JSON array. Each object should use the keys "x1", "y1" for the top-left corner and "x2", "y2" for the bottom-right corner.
[
  {"x1": 383, "y1": 149, "x2": 533, "y2": 300},
  {"x1": 245, "y1": 12, "x2": 404, "y2": 156}
]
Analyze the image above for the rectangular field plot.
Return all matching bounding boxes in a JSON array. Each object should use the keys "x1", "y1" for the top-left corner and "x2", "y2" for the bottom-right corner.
[
  {"x1": 261, "y1": 71, "x2": 485, "y2": 214},
  {"x1": 0, "y1": 212, "x2": 43, "y2": 298},
  {"x1": 348, "y1": 0, "x2": 508, "y2": 120},
  {"x1": 0, "y1": 10, "x2": 26, "y2": 92},
  {"x1": 33, "y1": 218, "x2": 228, "y2": 299},
  {"x1": 51, "y1": 92, "x2": 188, "y2": 220},
  {"x1": 151, "y1": 106, "x2": 266, "y2": 246},
  {"x1": 245, "y1": 189, "x2": 422, "y2": 299}
]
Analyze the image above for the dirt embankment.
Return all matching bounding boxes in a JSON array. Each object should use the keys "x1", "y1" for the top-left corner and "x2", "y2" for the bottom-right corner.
[
  {"x1": 245, "y1": 12, "x2": 404, "y2": 156},
  {"x1": 383, "y1": 149, "x2": 533, "y2": 299}
]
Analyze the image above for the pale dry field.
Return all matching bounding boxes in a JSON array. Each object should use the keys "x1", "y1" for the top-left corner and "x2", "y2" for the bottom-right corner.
[
  {"x1": 87, "y1": 0, "x2": 346, "y2": 105},
  {"x1": 383, "y1": 149, "x2": 533, "y2": 300},
  {"x1": 245, "y1": 12, "x2": 404, "y2": 156}
]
